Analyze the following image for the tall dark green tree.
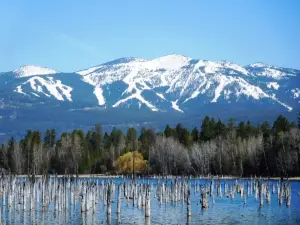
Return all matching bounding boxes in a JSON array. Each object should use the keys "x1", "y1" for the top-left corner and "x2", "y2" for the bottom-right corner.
[
  {"x1": 139, "y1": 128, "x2": 155, "y2": 159},
  {"x1": 237, "y1": 121, "x2": 246, "y2": 139},
  {"x1": 191, "y1": 127, "x2": 199, "y2": 142},
  {"x1": 164, "y1": 124, "x2": 174, "y2": 138},
  {"x1": 272, "y1": 115, "x2": 290, "y2": 134},
  {"x1": 7, "y1": 137, "x2": 15, "y2": 173},
  {"x1": 215, "y1": 119, "x2": 226, "y2": 137},
  {"x1": 200, "y1": 116, "x2": 214, "y2": 141}
]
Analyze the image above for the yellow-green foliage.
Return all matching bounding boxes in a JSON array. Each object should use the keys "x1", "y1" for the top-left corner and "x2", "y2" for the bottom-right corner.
[{"x1": 117, "y1": 151, "x2": 147, "y2": 174}]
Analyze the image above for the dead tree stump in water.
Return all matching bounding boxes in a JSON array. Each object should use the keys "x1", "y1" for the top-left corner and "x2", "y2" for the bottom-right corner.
[{"x1": 200, "y1": 187, "x2": 208, "y2": 209}]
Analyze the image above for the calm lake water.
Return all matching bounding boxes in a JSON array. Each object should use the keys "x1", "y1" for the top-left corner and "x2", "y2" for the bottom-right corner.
[{"x1": 1, "y1": 177, "x2": 299, "y2": 225}]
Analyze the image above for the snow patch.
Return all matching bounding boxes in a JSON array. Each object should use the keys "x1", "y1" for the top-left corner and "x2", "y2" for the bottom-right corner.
[
  {"x1": 14, "y1": 85, "x2": 27, "y2": 95},
  {"x1": 112, "y1": 89, "x2": 158, "y2": 112},
  {"x1": 13, "y1": 65, "x2": 57, "y2": 78},
  {"x1": 291, "y1": 88, "x2": 300, "y2": 99},
  {"x1": 183, "y1": 90, "x2": 200, "y2": 103},
  {"x1": 267, "y1": 82, "x2": 280, "y2": 90},
  {"x1": 144, "y1": 54, "x2": 191, "y2": 71},
  {"x1": 156, "y1": 93, "x2": 166, "y2": 100},
  {"x1": 270, "y1": 95, "x2": 293, "y2": 111},
  {"x1": 94, "y1": 86, "x2": 106, "y2": 105},
  {"x1": 31, "y1": 93, "x2": 40, "y2": 97},
  {"x1": 235, "y1": 77, "x2": 268, "y2": 100},
  {"x1": 21, "y1": 76, "x2": 73, "y2": 101},
  {"x1": 77, "y1": 66, "x2": 103, "y2": 76},
  {"x1": 171, "y1": 100, "x2": 183, "y2": 113},
  {"x1": 248, "y1": 63, "x2": 268, "y2": 68},
  {"x1": 211, "y1": 76, "x2": 229, "y2": 102}
]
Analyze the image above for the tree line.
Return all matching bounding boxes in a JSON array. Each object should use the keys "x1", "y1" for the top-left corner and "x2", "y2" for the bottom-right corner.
[{"x1": 0, "y1": 114, "x2": 299, "y2": 177}]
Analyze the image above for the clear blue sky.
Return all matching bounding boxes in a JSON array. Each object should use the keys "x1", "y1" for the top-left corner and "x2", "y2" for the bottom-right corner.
[{"x1": 0, "y1": 0, "x2": 299, "y2": 72}]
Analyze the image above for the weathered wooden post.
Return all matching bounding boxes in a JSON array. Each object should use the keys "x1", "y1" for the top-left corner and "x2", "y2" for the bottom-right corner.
[
  {"x1": 210, "y1": 179, "x2": 214, "y2": 197},
  {"x1": 279, "y1": 181, "x2": 283, "y2": 205},
  {"x1": 286, "y1": 182, "x2": 291, "y2": 207},
  {"x1": 145, "y1": 185, "x2": 151, "y2": 218},
  {"x1": 117, "y1": 184, "x2": 121, "y2": 214},
  {"x1": 259, "y1": 181, "x2": 264, "y2": 207},
  {"x1": 201, "y1": 186, "x2": 208, "y2": 209},
  {"x1": 266, "y1": 183, "x2": 271, "y2": 204},
  {"x1": 187, "y1": 184, "x2": 191, "y2": 217},
  {"x1": 107, "y1": 181, "x2": 113, "y2": 216}
]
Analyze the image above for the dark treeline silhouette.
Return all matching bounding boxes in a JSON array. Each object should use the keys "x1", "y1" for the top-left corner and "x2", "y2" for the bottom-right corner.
[{"x1": 0, "y1": 114, "x2": 299, "y2": 177}]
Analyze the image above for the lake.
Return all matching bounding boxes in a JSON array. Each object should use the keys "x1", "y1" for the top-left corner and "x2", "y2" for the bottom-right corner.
[{"x1": 0, "y1": 177, "x2": 299, "y2": 224}]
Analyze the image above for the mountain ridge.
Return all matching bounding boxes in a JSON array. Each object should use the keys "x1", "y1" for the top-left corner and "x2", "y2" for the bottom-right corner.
[{"x1": 0, "y1": 54, "x2": 299, "y2": 141}]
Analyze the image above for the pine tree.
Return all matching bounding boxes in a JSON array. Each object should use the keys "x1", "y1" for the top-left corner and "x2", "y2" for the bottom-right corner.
[
  {"x1": 215, "y1": 119, "x2": 226, "y2": 137},
  {"x1": 164, "y1": 124, "x2": 173, "y2": 138},
  {"x1": 7, "y1": 137, "x2": 15, "y2": 173},
  {"x1": 200, "y1": 116, "x2": 214, "y2": 141},
  {"x1": 272, "y1": 115, "x2": 290, "y2": 134},
  {"x1": 191, "y1": 127, "x2": 199, "y2": 142}
]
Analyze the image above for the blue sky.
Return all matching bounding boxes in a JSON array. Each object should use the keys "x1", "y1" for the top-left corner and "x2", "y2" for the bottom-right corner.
[{"x1": 0, "y1": 0, "x2": 299, "y2": 71}]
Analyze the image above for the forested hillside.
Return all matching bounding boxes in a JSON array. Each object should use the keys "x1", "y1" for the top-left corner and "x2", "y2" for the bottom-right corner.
[{"x1": 1, "y1": 115, "x2": 299, "y2": 177}]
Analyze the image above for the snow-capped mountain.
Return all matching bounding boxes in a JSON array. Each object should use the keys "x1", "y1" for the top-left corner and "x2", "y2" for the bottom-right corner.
[
  {"x1": 0, "y1": 55, "x2": 299, "y2": 140},
  {"x1": 13, "y1": 65, "x2": 57, "y2": 78},
  {"x1": 75, "y1": 54, "x2": 298, "y2": 112}
]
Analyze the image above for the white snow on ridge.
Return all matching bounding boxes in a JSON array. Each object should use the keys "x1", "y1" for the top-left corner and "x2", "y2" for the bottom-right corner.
[
  {"x1": 236, "y1": 78, "x2": 268, "y2": 100},
  {"x1": 144, "y1": 54, "x2": 191, "y2": 71},
  {"x1": 11, "y1": 55, "x2": 297, "y2": 113},
  {"x1": 221, "y1": 61, "x2": 249, "y2": 75},
  {"x1": 171, "y1": 100, "x2": 183, "y2": 113},
  {"x1": 267, "y1": 82, "x2": 280, "y2": 90},
  {"x1": 248, "y1": 62, "x2": 268, "y2": 68},
  {"x1": 77, "y1": 66, "x2": 103, "y2": 76},
  {"x1": 21, "y1": 76, "x2": 73, "y2": 101},
  {"x1": 194, "y1": 60, "x2": 248, "y2": 75},
  {"x1": 257, "y1": 68, "x2": 286, "y2": 79},
  {"x1": 13, "y1": 65, "x2": 57, "y2": 78},
  {"x1": 194, "y1": 60, "x2": 220, "y2": 74}
]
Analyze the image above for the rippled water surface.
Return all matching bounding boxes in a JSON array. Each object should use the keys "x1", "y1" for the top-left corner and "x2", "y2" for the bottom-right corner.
[{"x1": 1, "y1": 178, "x2": 299, "y2": 225}]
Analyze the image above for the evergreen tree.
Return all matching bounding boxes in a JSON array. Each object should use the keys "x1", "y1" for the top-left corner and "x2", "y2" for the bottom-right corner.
[
  {"x1": 139, "y1": 128, "x2": 155, "y2": 159},
  {"x1": 126, "y1": 127, "x2": 137, "y2": 152},
  {"x1": 175, "y1": 123, "x2": 183, "y2": 140},
  {"x1": 164, "y1": 124, "x2": 173, "y2": 138},
  {"x1": 215, "y1": 119, "x2": 226, "y2": 137},
  {"x1": 103, "y1": 132, "x2": 112, "y2": 150},
  {"x1": 191, "y1": 127, "x2": 199, "y2": 142},
  {"x1": 272, "y1": 115, "x2": 290, "y2": 134},
  {"x1": 7, "y1": 137, "x2": 15, "y2": 173},
  {"x1": 200, "y1": 116, "x2": 214, "y2": 141},
  {"x1": 237, "y1": 121, "x2": 246, "y2": 139}
]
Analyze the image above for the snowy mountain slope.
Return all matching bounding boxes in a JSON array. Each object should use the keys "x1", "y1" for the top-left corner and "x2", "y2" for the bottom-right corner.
[
  {"x1": 74, "y1": 55, "x2": 299, "y2": 112},
  {"x1": 0, "y1": 55, "x2": 299, "y2": 141},
  {"x1": 2, "y1": 55, "x2": 299, "y2": 113},
  {"x1": 13, "y1": 65, "x2": 57, "y2": 78}
]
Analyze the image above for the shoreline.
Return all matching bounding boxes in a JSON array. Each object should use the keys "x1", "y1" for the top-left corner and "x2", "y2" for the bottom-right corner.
[{"x1": 11, "y1": 174, "x2": 300, "y2": 180}]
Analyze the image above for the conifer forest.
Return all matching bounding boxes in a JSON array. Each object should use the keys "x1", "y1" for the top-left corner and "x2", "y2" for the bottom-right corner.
[{"x1": 1, "y1": 114, "x2": 299, "y2": 178}]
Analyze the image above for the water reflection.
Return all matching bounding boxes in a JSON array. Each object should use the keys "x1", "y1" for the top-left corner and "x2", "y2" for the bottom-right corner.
[{"x1": 0, "y1": 178, "x2": 299, "y2": 224}]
